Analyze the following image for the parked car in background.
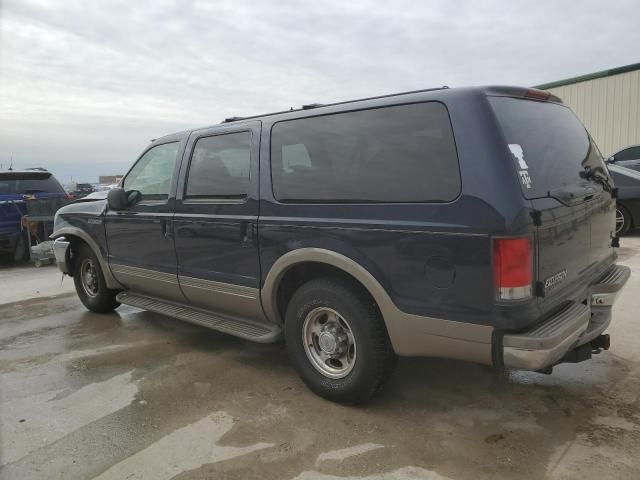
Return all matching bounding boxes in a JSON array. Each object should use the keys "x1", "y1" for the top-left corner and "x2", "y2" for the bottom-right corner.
[
  {"x1": 0, "y1": 169, "x2": 67, "y2": 262},
  {"x1": 607, "y1": 144, "x2": 640, "y2": 172},
  {"x1": 51, "y1": 86, "x2": 629, "y2": 403},
  {"x1": 70, "y1": 183, "x2": 95, "y2": 199},
  {"x1": 608, "y1": 164, "x2": 640, "y2": 235}
]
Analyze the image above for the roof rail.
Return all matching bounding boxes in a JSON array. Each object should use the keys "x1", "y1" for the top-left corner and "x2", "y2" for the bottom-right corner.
[
  {"x1": 223, "y1": 116, "x2": 245, "y2": 123},
  {"x1": 216, "y1": 86, "x2": 450, "y2": 125}
]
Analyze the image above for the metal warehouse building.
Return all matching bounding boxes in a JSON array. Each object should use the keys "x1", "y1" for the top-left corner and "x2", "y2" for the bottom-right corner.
[{"x1": 536, "y1": 63, "x2": 640, "y2": 157}]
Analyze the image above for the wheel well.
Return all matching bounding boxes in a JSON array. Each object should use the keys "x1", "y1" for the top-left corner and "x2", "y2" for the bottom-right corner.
[
  {"x1": 60, "y1": 234, "x2": 87, "y2": 275},
  {"x1": 275, "y1": 262, "x2": 379, "y2": 321}
]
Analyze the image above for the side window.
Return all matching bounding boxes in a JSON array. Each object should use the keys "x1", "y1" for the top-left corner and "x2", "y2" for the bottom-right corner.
[
  {"x1": 617, "y1": 146, "x2": 640, "y2": 161},
  {"x1": 186, "y1": 131, "x2": 251, "y2": 199},
  {"x1": 123, "y1": 142, "x2": 180, "y2": 200},
  {"x1": 282, "y1": 144, "x2": 312, "y2": 173},
  {"x1": 270, "y1": 102, "x2": 461, "y2": 202}
]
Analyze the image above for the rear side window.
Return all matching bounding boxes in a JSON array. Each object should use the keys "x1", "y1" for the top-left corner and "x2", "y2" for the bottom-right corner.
[
  {"x1": 0, "y1": 176, "x2": 65, "y2": 195},
  {"x1": 186, "y1": 131, "x2": 251, "y2": 199},
  {"x1": 489, "y1": 97, "x2": 607, "y2": 199},
  {"x1": 270, "y1": 102, "x2": 461, "y2": 202}
]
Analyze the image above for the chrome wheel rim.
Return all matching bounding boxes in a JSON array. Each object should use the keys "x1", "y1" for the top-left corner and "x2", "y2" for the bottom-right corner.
[
  {"x1": 616, "y1": 208, "x2": 625, "y2": 234},
  {"x1": 302, "y1": 307, "x2": 357, "y2": 379},
  {"x1": 80, "y1": 258, "x2": 99, "y2": 297}
]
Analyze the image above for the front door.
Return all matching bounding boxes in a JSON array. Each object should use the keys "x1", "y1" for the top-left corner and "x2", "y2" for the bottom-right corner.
[
  {"x1": 105, "y1": 137, "x2": 185, "y2": 302},
  {"x1": 173, "y1": 122, "x2": 264, "y2": 322}
]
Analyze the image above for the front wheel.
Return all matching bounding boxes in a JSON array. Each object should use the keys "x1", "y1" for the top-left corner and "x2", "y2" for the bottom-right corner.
[
  {"x1": 73, "y1": 244, "x2": 120, "y2": 313},
  {"x1": 285, "y1": 277, "x2": 395, "y2": 404}
]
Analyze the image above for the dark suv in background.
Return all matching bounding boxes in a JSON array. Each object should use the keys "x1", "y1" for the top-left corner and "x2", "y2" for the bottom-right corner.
[
  {"x1": 0, "y1": 169, "x2": 67, "y2": 262},
  {"x1": 52, "y1": 86, "x2": 629, "y2": 403}
]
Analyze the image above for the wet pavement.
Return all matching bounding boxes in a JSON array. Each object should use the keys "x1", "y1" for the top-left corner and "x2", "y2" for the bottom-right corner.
[{"x1": 1, "y1": 238, "x2": 639, "y2": 480}]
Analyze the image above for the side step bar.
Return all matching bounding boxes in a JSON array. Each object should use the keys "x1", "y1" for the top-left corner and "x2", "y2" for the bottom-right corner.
[{"x1": 117, "y1": 292, "x2": 282, "y2": 343}]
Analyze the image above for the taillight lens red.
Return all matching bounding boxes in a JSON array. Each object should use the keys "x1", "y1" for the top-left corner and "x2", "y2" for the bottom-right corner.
[
  {"x1": 493, "y1": 237, "x2": 533, "y2": 300},
  {"x1": 525, "y1": 89, "x2": 551, "y2": 101}
]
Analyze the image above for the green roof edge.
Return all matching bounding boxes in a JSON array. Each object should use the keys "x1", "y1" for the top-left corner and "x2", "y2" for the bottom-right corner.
[{"x1": 535, "y1": 62, "x2": 640, "y2": 90}]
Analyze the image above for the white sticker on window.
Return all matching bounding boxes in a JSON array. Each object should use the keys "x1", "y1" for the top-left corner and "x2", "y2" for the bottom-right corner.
[
  {"x1": 519, "y1": 170, "x2": 532, "y2": 189},
  {"x1": 509, "y1": 144, "x2": 528, "y2": 170}
]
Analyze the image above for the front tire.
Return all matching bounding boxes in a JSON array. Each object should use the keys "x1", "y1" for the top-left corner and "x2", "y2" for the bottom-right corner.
[
  {"x1": 285, "y1": 277, "x2": 395, "y2": 404},
  {"x1": 73, "y1": 244, "x2": 120, "y2": 313}
]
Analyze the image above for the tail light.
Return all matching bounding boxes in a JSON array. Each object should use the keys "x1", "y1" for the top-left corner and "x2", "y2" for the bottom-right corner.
[
  {"x1": 525, "y1": 89, "x2": 551, "y2": 101},
  {"x1": 493, "y1": 236, "x2": 533, "y2": 300}
]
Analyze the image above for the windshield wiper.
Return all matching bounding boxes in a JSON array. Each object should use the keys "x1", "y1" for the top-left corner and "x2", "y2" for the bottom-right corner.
[{"x1": 580, "y1": 166, "x2": 612, "y2": 192}]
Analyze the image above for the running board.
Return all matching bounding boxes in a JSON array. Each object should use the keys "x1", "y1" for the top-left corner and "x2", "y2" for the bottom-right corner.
[{"x1": 116, "y1": 292, "x2": 282, "y2": 343}]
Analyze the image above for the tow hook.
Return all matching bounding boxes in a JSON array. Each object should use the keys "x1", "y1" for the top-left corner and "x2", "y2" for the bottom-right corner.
[{"x1": 591, "y1": 334, "x2": 610, "y2": 352}]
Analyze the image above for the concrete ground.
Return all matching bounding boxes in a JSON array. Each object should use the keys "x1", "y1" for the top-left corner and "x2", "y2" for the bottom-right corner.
[{"x1": 1, "y1": 238, "x2": 639, "y2": 480}]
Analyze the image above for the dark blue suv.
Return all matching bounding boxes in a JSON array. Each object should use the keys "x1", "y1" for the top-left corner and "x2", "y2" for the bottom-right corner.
[
  {"x1": 51, "y1": 86, "x2": 629, "y2": 403},
  {"x1": 1, "y1": 169, "x2": 67, "y2": 262}
]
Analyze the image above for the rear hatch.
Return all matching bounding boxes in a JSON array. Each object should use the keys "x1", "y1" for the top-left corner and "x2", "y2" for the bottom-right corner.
[{"x1": 489, "y1": 93, "x2": 616, "y2": 304}]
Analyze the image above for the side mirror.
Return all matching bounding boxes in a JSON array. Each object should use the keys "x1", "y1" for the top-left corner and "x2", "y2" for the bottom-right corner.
[
  {"x1": 606, "y1": 155, "x2": 616, "y2": 164},
  {"x1": 107, "y1": 188, "x2": 129, "y2": 210}
]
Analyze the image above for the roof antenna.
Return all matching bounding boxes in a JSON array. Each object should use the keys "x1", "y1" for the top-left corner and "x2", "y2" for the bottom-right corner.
[{"x1": 8, "y1": 154, "x2": 13, "y2": 171}]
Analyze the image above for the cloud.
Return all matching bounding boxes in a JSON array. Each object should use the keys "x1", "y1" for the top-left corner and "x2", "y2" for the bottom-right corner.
[{"x1": 0, "y1": 0, "x2": 639, "y2": 182}]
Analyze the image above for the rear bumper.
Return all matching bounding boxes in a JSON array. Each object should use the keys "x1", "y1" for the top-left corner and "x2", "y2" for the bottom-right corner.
[{"x1": 502, "y1": 264, "x2": 630, "y2": 371}]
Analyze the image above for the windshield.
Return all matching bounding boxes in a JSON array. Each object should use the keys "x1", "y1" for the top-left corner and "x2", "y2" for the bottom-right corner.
[{"x1": 489, "y1": 97, "x2": 607, "y2": 199}]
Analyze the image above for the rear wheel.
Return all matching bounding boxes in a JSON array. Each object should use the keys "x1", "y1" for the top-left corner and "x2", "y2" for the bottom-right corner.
[
  {"x1": 12, "y1": 233, "x2": 29, "y2": 263},
  {"x1": 616, "y1": 204, "x2": 632, "y2": 236},
  {"x1": 73, "y1": 244, "x2": 120, "y2": 313},
  {"x1": 285, "y1": 277, "x2": 395, "y2": 404}
]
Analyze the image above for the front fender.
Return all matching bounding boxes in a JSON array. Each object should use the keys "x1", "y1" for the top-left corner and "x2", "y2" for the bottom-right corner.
[{"x1": 51, "y1": 226, "x2": 122, "y2": 289}]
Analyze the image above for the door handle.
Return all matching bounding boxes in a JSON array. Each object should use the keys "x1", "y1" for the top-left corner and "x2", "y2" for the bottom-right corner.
[
  {"x1": 160, "y1": 219, "x2": 172, "y2": 239},
  {"x1": 240, "y1": 221, "x2": 255, "y2": 245}
]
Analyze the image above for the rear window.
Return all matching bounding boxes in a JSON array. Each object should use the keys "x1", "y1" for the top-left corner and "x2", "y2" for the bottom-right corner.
[
  {"x1": 489, "y1": 97, "x2": 606, "y2": 199},
  {"x1": 270, "y1": 102, "x2": 461, "y2": 202},
  {"x1": 0, "y1": 175, "x2": 65, "y2": 195}
]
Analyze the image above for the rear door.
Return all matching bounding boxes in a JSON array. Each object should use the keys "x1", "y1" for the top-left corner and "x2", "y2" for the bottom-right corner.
[
  {"x1": 489, "y1": 96, "x2": 616, "y2": 302},
  {"x1": 173, "y1": 122, "x2": 264, "y2": 322}
]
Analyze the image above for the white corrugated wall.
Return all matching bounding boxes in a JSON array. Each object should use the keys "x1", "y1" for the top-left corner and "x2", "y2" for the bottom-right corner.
[{"x1": 543, "y1": 69, "x2": 640, "y2": 157}]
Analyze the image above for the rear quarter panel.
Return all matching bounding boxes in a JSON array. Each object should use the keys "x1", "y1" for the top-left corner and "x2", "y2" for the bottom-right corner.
[{"x1": 258, "y1": 90, "x2": 532, "y2": 328}]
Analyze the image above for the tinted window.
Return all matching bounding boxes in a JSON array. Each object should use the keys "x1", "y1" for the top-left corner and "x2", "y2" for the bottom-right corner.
[
  {"x1": 489, "y1": 97, "x2": 607, "y2": 199},
  {"x1": 123, "y1": 142, "x2": 179, "y2": 200},
  {"x1": 616, "y1": 146, "x2": 640, "y2": 161},
  {"x1": 0, "y1": 175, "x2": 65, "y2": 195},
  {"x1": 186, "y1": 132, "x2": 251, "y2": 198},
  {"x1": 270, "y1": 102, "x2": 461, "y2": 202}
]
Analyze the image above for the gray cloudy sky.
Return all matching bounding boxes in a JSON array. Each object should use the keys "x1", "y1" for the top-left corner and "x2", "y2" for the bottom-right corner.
[{"x1": 1, "y1": 0, "x2": 639, "y2": 183}]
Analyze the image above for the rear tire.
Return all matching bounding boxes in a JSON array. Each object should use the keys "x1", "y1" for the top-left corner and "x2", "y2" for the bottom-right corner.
[
  {"x1": 73, "y1": 244, "x2": 120, "y2": 313},
  {"x1": 285, "y1": 277, "x2": 395, "y2": 404},
  {"x1": 13, "y1": 233, "x2": 29, "y2": 263},
  {"x1": 616, "y1": 204, "x2": 632, "y2": 236}
]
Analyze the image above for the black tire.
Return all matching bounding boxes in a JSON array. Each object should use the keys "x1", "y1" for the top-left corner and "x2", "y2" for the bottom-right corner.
[
  {"x1": 285, "y1": 277, "x2": 395, "y2": 404},
  {"x1": 13, "y1": 233, "x2": 29, "y2": 263},
  {"x1": 616, "y1": 204, "x2": 632, "y2": 236},
  {"x1": 73, "y1": 243, "x2": 120, "y2": 313}
]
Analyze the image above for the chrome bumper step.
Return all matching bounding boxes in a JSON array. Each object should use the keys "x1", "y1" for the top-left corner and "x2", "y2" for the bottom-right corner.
[
  {"x1": 591, "y1": 264, "x2": 631, "y2": 306},
  {"x1": 502, "y1": 263, "x2": 630, "y2": 371},
  {"x1": 117, "y1": 292, "x2": 282, "y2": 343}
]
